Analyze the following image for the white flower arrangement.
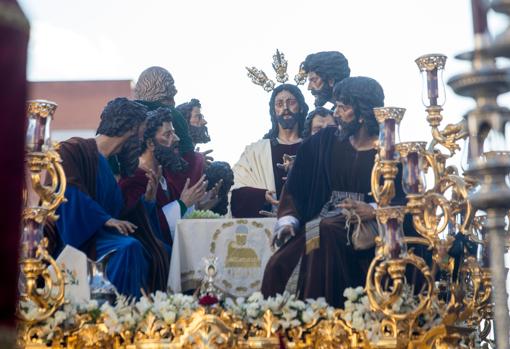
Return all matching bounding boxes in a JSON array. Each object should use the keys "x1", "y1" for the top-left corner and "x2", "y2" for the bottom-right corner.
[
  {"x1": 224, "y1": 292, "x2": 334, "y2": 333},
  {"x1": 135, "y1": 291, "x2": 198, "y2": 322},
  {"x1": 342, "y1": 285, "x2": 443, "y2": 342},
  {"x1": 342, "y1": 286, "x2": 383, "y2": 341},
  {"x1": 132, "y1": 291, "x2": 199, "y2": 339},
  {"x1": 100, "y1": 295, "x2": 139, "y2": 336},
  {"x1": 20, "y1": 296, "x2": 84, "y2": 344}
]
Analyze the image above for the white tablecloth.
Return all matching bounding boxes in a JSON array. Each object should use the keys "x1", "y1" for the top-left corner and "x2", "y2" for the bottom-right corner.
[{"x1": 168, "y1": 218, "x2": 276, "y2": 297}]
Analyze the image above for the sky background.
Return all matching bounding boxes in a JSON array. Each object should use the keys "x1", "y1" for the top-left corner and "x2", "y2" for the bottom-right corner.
[{"x1": 18, "y1": 0, "x2": 510, "y2": 166}]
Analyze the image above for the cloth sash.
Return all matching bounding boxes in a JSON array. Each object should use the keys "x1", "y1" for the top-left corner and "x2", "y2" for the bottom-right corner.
[{"x1": 305, "y1": 191, "x2": 365, "y2": 255}]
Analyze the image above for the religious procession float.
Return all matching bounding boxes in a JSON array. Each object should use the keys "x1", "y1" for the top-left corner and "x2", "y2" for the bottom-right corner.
[{"x1": 16, "y1": 1, "x2": 510, "y2": 348}]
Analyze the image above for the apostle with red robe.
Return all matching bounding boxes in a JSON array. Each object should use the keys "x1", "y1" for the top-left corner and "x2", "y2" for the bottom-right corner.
[{"x1": 119, "y1": 108, "x2": 207, "y2": 244}]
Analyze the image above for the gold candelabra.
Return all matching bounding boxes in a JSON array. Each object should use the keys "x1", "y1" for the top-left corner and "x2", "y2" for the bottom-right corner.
[
  {"x1": 365, "y1": 45, "x2": 496, "y2": 348},
  {"x1": 18, "y1": 100, "x2": 66, "y2": 326}
]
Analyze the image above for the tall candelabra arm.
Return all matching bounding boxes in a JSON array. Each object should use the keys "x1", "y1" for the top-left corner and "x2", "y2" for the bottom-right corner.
[
  {"x1": 18, "y1": 238, "x2": 65, "y2": 324},
  {"x1": 438, "y1": 174, "x2": 475, "y2": 236},
  {"x1": 373, "y1": 260, "x2": 405, "y2": 309},
  {"x1": 409, "y1": 192, "x2": 452, "y2": 244},
  {"x1": 366, "y1": 251, "x2": 434, "y2": 322},
  {"x1": 457, "y1": 257, "x2": 492, "y2": 322},
  {"x1": 370, "y1": 158, "x2": 399, "y2": 207},
  {"x1": 422, "y1": 150, "x2": 447, "y2": 192},
  {"x1": 408, "y1": 325, "x2": 448, "y2": 349},
  {"x1": 25, "y1": 149, "x2": 67, "y2": 223},
  {"x1": 44, "y1": 149, "x2": 67, "y2": 219},
  {"x1": 427, "y1": 116, "x2": 469, "y2": 156}
]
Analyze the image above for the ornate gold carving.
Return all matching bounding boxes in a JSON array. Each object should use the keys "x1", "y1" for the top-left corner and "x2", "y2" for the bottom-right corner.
[
  {"x1": 294, "y1": 62, "x2": 307, "y2": 86},
  {"x1": 24, "y1": 149, "x2": 67, "y2": 223},
  {"x1": 373, "y1": 107, "x2": 406, "y2": 124},
  {"x1": 415, "y1": 54, "x2": 447, "y2": 72},
  {"x1": 272, "y1": 49, "x2": 288, "y2": 83},
  {"x1": 18, "y1": 238, "x2": 65, "y2": 324},
  {"x1": 376, "y1": 206, "x2": 406, "y2": 225},
  {"x1": 371, "y1": 158, "x2": 399, "y2": 207},
  {"x1": 395, "y1": 142, "x2": 427, "y2": 159},
  {"x1": 246, "y1": 67, "x2": 275, "y2": 92},
  {"x1": 426, "y1": 110, "x2": 467, "y2": 155},
  {"x1": 246, "y1": 50, "x2": 301, "y2": 92},
  {"x1": 174, "y1": 307, "x2": 237, "y2": 348},
  {"x1": 27, "y1": 100, "x2": 58, "y2": 119}
]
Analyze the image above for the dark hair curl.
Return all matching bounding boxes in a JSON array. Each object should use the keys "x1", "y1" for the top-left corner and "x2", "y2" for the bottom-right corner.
[
  {"x1": 302, "y1": 107, "x2": 335, "y2": 138},
  {"x1": 176, "y1": 99, "x2": 201, "y2": 123},
  {"x1": 141, "y1": 107, "x2": 173, "y2": 153},
  {"x1": 96, "y1": 97, "x2": 148, "y2": 137},
  {"x1": 302, "y1": 51, "x2": 350, "y2": 84},
  {"x1": 204, "y1": 161, "x2": 234, "y2": 215},
  {"x1": 332, "y1": 76, "x2": 385, "y2": 137}
]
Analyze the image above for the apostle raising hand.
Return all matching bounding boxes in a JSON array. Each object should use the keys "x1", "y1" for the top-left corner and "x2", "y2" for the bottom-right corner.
[
  {"x1": 178, "y1": 177, "x2": 204, "y2": 208},
  {"x1": 144, "y1": 166, "x2": 162, "y2": 203},
  {"x1": 120, "y1": 110, "x2": 217, "y2": 245}
]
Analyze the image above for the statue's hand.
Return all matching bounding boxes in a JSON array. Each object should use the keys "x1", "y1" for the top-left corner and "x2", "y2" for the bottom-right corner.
[{"x1": 272, "y1": 224, "x2": 295, "y2": 248}]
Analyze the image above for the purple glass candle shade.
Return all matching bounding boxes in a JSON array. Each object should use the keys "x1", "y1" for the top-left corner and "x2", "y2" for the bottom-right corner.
[{"x1": 380, "y1": 118, "x2": 396, "y2": 161}]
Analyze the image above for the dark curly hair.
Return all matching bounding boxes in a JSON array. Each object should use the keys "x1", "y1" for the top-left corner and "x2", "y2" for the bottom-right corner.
[
  {"x1": 96, "y1": 97, "x2": 148, "y2": 137},
  {"x1": 302, "y1": 51, "x2": 350, "y2": 84},
  {"x1": 303, "y1": 107, "x2": 335, "y2": 138},
  {"x1": 204, "y1": 161, "x2": 234, "y2": 215},
  {"x1": 332, "y1": 76, "x2": 385, "y2": 137},
  {"x1": 141, "y1": 107, "x2": 173, "y2": 153},
  {"x1": 264, "y1": 84, "x2": 309, "y2": 140},
  {"x1": 175, "y1": 99, "x2": 201, "y2": 123}
]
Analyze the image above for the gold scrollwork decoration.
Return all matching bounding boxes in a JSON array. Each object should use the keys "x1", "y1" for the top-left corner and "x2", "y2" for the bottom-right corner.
[
  {"x1": 24, "y1": 149, "x2": 67, "y2": 223},
  {"x1": 18, "y1": 238, "x2": 65, "y2": 324},
  {"x1": 370, "y1": 157, "x2": 399, "y2": 207}
]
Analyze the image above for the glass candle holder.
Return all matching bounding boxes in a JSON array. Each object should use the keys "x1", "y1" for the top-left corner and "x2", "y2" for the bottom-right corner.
[
  {"x1": 26, "y1": 100, "x2": 57, "y2": 153},
  {"x1": 396, "y1": 142, "x2": 427, "y2": 195},
  {"x1": 415, "y1": 54, "x2": 447, "y2": 107},
  {"x1": 376, "y1": 206, "x2": 407, "y2": 260},
  {"x1": 20, "y1": 218, "x2": 44, "y2": 259},
  {"x1": 374, "y1": 107, "x2": 405, "y2": 161}
]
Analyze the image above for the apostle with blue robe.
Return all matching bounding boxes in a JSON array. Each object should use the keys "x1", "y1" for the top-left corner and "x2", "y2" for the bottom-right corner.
[{"x1": 50, "y1": 98, "x2": 169, "y2": 298}]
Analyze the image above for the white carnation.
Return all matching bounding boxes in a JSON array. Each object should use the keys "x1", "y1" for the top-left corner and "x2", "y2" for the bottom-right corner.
[
  {"x1": 247, "y1": 292, "x2": 264, "y2": 303},
  {"x1": 135, "y1": 296, "x2": 152, "y2": 315},
  {"x1": 86, "y1": 300, "x2": 99, "y2": 312}
]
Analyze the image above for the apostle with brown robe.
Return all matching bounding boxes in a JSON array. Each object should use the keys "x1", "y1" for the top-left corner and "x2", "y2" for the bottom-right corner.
[
  {"x1": 261, "y1": 77, "x2": 404, "y2": 308},
  {"x1": 52, "y1": 98, "x2": 169, "y2": 298},
  {"x1": 231, "y1": 84, "x2": 309, "y2": 218}
]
